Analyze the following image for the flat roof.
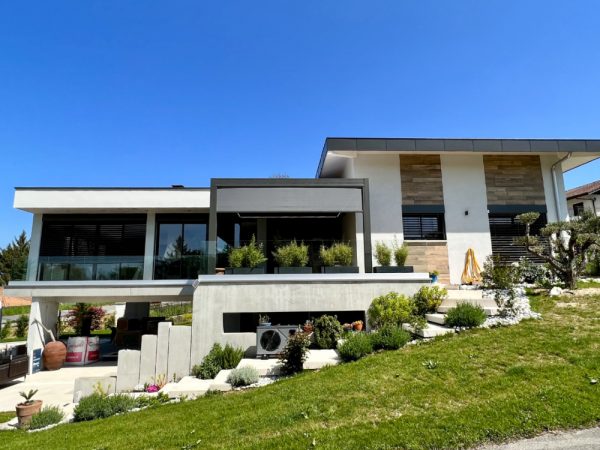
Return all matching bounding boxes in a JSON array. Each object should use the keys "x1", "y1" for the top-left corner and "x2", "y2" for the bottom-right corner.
[{"x1": 317, "y1": 137, "x2": 600, "y2": 177}]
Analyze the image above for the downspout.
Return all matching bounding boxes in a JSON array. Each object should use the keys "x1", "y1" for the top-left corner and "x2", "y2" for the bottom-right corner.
[{"x1": 551, "y1": 153, "x2": 572, "y2": 222}]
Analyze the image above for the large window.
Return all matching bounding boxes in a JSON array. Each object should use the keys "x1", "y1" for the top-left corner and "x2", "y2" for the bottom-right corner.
[
  {"x1": 154, "y1": 214, "x2": 208, "y2": 279},
  {"x1": 402, "y1": 213, "x2": 446, "y2": 240},
  {"x1": 573, "y1": 202, "x2": 585, "y2": 217},
  {"x1": 38, "y1": 214, "x2": 146, "y2": 281}
]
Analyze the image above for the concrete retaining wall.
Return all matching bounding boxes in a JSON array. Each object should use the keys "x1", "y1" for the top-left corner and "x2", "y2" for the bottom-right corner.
[{"x1": 191, "y1": 273, "x2": 429, "y2": 365}]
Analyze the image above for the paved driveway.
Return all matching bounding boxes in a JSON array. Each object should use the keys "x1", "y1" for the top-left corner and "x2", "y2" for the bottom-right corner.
[{"x1": 483, "y1": 428, "x2": 600, "y2": 450}]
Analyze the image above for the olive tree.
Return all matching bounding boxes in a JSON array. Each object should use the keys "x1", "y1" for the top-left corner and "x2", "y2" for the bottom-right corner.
[{"x1": 516, "y1": 211, "x2": 600, "y2": 289}]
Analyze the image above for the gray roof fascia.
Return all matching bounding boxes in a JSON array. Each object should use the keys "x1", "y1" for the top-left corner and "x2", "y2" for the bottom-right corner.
[{"x1": 317, "y1": 137, "x2": 600, "y2": 177}]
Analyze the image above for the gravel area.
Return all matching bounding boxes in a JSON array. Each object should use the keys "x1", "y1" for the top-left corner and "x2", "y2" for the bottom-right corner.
[{"x1": 482, "y1": 287, "x2": 541, "y2": 327}]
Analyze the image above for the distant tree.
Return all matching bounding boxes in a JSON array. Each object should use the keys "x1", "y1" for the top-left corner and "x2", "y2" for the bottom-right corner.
[
  {"x1": 516, "y1": 212, "x2": 600, "y2": 290},
  {"x1": 0, "y1": 231, "x2": 29, "y2": 286}
]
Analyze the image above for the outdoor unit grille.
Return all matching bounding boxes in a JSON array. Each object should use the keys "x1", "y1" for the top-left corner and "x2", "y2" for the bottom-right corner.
[{"x1": 256, "y1": 325, "x2": 299, "y2": 357}]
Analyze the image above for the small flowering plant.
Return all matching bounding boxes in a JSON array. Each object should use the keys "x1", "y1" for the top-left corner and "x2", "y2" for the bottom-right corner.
[
  {"x1": 145, "y1": 384, "x2": 160, "y2": 393},
  {"x1": 342, "y1": 323, "x2": 353, "y2": 332}
]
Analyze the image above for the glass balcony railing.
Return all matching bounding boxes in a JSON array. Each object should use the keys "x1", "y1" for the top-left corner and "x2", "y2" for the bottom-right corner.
[
  {"x1": 37, "y1": 256, "x2": 144, "y2": 281},
  {"x1": 153, "y1": 255, "x2": 208, "y2": 280}
]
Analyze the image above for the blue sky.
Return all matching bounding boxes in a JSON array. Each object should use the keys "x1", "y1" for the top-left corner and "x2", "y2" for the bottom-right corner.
[{"x1": 1, "y1": 1, "x2": 599, "y2": 247}]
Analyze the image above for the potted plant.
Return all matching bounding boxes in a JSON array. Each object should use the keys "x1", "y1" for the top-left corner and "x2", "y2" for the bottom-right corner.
[
  {"x1": 373, "y1": 241, "x2": 414, "y2": 273},
  {"x1": 352, "y1": 320, "x2": 364, "y2": 331},
  {"x1": 225, "y1": 235, "x2": 268, "y2": 274},
  {"x1": 430, "y1": 270, "x2": 440, "y2": 283},
  {"x1": 320, "y1": 243, "x2": 359, "y2": 274},
  {"x1": 273, "y1": 240, "x2": 312, "y2": 274},
  {"x1": 302, "y1": 320, "x2": 314, "y2": 333},
  {"x1": 258, "y1": 314, "x2": 271, "y2": 327},
  {"x1": 16, "y1": 389, "x2": 42, "y2": 428}
]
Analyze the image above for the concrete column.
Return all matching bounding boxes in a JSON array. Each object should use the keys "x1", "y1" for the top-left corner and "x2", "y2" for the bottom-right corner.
[
  {"x1": 116, "y1": 349, "x2": 141, "y2": 392},
  {"x1": 139, "y1": 334, "x2": 158, "y2": 385},
  {"x1": 440, "y1": 154, "x2": 493, "y2": 285},
  {"x1": 27, "y1": 298, "x2": 59, "y2": 373},
  {"x1": 27, "y1": 214, "x2": 43, "y2": 281},
  {"x1": 155, "y1": 321, "x2": 172, "y2": 379},
  {"x1": 143, "y1": 212, "x2": 156, "y2": 280},
  {"x1": 167, "y1": 326, "x2": 192, "y2": 382}
]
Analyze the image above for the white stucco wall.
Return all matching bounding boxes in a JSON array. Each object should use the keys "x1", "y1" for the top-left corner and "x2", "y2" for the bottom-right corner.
[
  {"x1": 567, "y1": 195, "x2": 600, "y2": 217},
  {"x1": 352, "y1": 154, "x2": 404, "y2": 267},
  {"x1": 440, "y1": 155, "x2": 493, "y2": 285},
  {"x1": 540, "y1": 155, "x2": 569, "y2": 222}
]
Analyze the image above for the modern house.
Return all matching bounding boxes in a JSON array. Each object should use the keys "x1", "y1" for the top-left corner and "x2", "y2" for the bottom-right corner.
[
  {"x1": 5, "y1": 137, "x2": 600, "y2": 373},
  {"x1": 566, "y1": 179, "x2": 600, "y2": 217}
]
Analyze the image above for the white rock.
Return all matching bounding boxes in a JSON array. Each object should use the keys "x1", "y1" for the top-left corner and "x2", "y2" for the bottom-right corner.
[{"x1": 549, "y1": 286, "x2": 563, "y2": 297}]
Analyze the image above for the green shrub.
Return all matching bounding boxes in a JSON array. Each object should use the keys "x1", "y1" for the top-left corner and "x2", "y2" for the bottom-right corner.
[
  {"x1": 338, "y1": 332, "x2": 373, "y2": 362},
  {"x1": 482, "y1": 255, "x2": 520, "y2": 290},
  {"x1": 413, "y1": 285, "x2": 447, "y2": 316},
  {"x1": 134, "y1": 392, "x2": 170, "y2": 409},
  {"x1": 220, "y1": 344, "x2": 245, "y2": 369},
  {"x1": 394, "y1": 244, "x2": 409, "y2": 266},
  {"x1": 313, "y1": 315, "x2": 343, "y2": 349},
  {"x1": 370, "y1": 325, "x2": 411, "y2": 350},
  {"x1": 227, "y1": 366, "x2": 260, "y2": 387},
  {"x1": 228, "y1": 235, "x2": 267, "y2": 268},
  {"x1": 367, "y1": 292, "x2": 415, "y2": 329},
  {"x1": 273, "y1": 240, "x2": 309, "y2": 267},
  {"x1": 374, "y1": 242, "x2": 392, "y2": 266},
  {"x1": 1, "y1": 321, "x2": 12, "y2": 340},
  {"x1": 192, "y1": 343, "x2": 244, "y2": 379},
  {"x1": 73, "y1": 393, "x2": 137, "y2": 422},
  {"x1": 29, "y1": 405, "x2": 65, "y2": 430},
  {"x1": 445, "y1": 302, "x2": 487, "y2": 328},
  {"x1": 279, "y1": 332, "x2": 311, "y2": 374},
  {"x1": 15, "y1": 315, "x2": 28, "y2": 338},
  {"x1": 320, "y1": 243, "x2": 353, "y2": 266}
]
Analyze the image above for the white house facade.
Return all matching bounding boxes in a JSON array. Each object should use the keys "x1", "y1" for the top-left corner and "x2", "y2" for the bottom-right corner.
[{"x1": 6, "y1": 137, "x2": 600, "y2": 372}]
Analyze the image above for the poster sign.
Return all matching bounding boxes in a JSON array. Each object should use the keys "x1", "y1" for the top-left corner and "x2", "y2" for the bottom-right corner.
[{"x1": 32, "y1": 348, "x2": 42, "y2": 373}]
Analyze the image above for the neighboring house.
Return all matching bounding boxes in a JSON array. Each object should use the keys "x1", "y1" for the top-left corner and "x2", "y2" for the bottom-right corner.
[
  {"x1": 566, "y1": 179, "x2": 600, "y2": 218},
  {"x1": 5, "y1": 137, "x2": 600, "y2": 372},
  {"x1": 0, "y1": 286, "x2": 31, "y2": 308}
]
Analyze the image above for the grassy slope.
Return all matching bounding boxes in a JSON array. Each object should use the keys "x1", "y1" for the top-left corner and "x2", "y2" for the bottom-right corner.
[
  {"x1": 0, "y1": 412, "x2": 15, "y2": 424},
  {"x1": 2, "y1": 295, "x2": 600, "y2": 450}
]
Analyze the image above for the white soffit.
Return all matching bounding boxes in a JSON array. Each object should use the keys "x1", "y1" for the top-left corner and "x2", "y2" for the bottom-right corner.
[{"x1": 14, "y1": 189, "x2": 211, "y2": 213}]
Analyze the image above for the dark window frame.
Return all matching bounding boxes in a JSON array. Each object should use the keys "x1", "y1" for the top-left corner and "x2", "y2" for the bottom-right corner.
[{"x1": 402, "y1": 213, "x2": 446, "y2": 240}]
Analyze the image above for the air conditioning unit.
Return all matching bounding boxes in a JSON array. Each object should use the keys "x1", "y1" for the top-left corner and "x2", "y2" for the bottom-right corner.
[{"x1": 256, "y1": 325, "x2": 299, "y2": 357}]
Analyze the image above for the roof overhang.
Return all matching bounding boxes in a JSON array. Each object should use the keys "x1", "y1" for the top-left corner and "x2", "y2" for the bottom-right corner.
[
  {"x1": 4, "y1": 280, "x2": 196, "y2": 303},
  {"x1": 317, "y1": 138, "x2": 600, "y2": 177},
  {"x1": 13, "y1": 188, "x2": 211, "y2": 214}
]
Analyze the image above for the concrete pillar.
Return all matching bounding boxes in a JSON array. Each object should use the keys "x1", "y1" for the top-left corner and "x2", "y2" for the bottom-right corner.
[
  {"x1": 27, "y1": 298, "x2": 59, "y2": 373},
  {"x1": 27, "y1": 214, "x2": 43, "y2": 281},
  {"x1": 155, "y1": 321, "x2": 172, "y2": 379},
  {"x1": 114, "y1": 303, "x2": 126, "y2": 322},
  {"x1": 167, "y1": 326, "x2": 192, "y2": 382},
  {"x1": 116, "y1": 349, "x2": 141, "y2": 392},
  {"x1": 139, "y1": 334, "x2": 158, "y2": 385},
  {"x1": 143, "y1": 212, "x2": 156, "y2": 280}
]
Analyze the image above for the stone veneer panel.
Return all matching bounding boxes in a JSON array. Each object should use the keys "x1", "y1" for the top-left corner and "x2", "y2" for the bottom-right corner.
[
  {"x1": 483, "y1": 155, "x2": 545, "y2": 205},
  {"x1": 405, "y1": 241, "x2": 450, "y2": 284},
  {"x1": 400, "y1": 155, "x2": 444, "y2": 205}
]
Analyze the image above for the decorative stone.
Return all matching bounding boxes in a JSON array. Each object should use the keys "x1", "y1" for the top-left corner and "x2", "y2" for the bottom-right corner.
[
  {"x1": 549, "y1": 286, "x2": 563, "y2": 297},
  {"x1": 167, "y1": 326, "x2": 192, "y2": 382},
  {"x1": 116, "y1": 350, "x2": 141, "y2": 392},
  {"x1": 139, "y1": 335, "x2": 158, "y2": 385}
]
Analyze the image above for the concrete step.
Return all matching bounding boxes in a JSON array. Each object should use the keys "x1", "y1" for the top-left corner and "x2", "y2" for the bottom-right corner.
[
  {"x1": 437, "y1": 305, "x2": 498, "y2": 316},
  {"x1": 446, "y1": 289, "x2": 483, "y2": 300},
  {"x1": 440, "y1": 297, "x2": 497, "y2": 308},
  {"x1": 402, "y1": 322, "x2": 455, "y2": 338},
  {"x1": 425, "y1": 313, "x2": 446, "y2": 325}
]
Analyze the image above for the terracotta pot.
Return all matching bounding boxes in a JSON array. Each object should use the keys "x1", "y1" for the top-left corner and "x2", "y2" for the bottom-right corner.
[
  {"x1": 353, "y1": 323, "x2": 363, "y2": 331},
  {"x1": 16, "y1": 400, "x2": 42, "y2": 428},
  {"x1": 43, "y1": 341, "x2": 67, "y2": 371},
  {"x1": 303, "y1": 324, "x2": 314, "y2": 333}
]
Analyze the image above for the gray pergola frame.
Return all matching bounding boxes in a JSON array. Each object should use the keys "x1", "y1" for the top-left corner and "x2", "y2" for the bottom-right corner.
[{"x1": 207, "y1": 178, "x2": 372, "y2": 273}]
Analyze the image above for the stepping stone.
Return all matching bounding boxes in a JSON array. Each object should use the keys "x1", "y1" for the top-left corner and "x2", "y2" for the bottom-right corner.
[
  {"x1": 236, "y1": 358, "x2": 281, "y2": 376},
  {"x1": 402, "y1": 322, "x2": 455, "y2": 338},
  {"x1": 425, "y1": 313, "x2": 446, "y2": 325},
  {"x1": 209, "y1": 370, "x2": 232, "y2": 392},
  {"x1": 304, "y1": 349, "x2": 340, "y2": 370},
  {"x1": 161, "y1": 378, "x2": 211, "y2": 399}
]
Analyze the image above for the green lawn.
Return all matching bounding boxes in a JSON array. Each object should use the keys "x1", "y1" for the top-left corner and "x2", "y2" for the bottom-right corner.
[
  {"x1": 2, "y1": 294, "x2": 600, "y2": 449},
  {"x1": 578, "y1": 280, "x2": 600, "y2": 289},
  {"x1": 0, "y1": 412, "x2": 15, "y2": 424},
  {"x1": 0, "y1": 306, "x2": 30, "y2": 316}
]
